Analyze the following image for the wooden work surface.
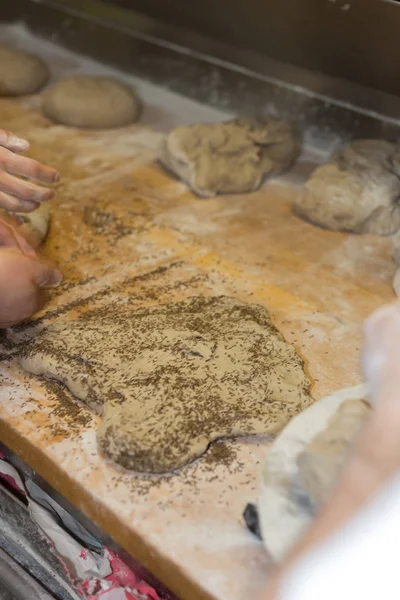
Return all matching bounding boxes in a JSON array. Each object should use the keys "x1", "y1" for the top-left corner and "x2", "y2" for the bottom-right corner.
[{"x1": 0, "y1": 24, "x2": 397, "y2": 600}]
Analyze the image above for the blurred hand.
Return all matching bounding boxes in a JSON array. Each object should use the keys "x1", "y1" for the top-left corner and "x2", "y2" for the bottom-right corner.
[
  {"x1": 0, "y1": 247, "x2": 62, "y2": 328},
  {"x1": 0, "y1": 129, "x2": 60, "y2": 213},
  {"x1": 0, "y1": 214, "x2": 61, "y2": 327}
]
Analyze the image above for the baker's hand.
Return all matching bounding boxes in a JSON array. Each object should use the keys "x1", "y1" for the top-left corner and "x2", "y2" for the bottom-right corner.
[
  {"x1": 0, "y1": 129, "x2": 60, "y2": 213},
  {"x1": 0, "y1": 214, "x2": 36, "y2": 256},
  {"x1": 0, "y1": 248, "x2": 62, "y2": 328}
]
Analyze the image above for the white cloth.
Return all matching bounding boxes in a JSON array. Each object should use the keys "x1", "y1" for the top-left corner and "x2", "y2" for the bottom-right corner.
[{"x1": 280, "y1": 472, "x2": 400, "y2": 599}]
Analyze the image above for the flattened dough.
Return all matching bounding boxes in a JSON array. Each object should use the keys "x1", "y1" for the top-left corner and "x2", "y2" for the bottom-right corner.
[
  {"x1": 0, "y1": 46, "x2": 49, "y2": 96},
  {"x1": 160, "y1": 117, "x2": 300, "y2": 197},
  {"x1": 296, "y1": 398, "x2": 370, "y2": 508},
  {"x1": 19, "y1": 296, "x2": 312, "y2": 473},
  {"x1": 42, "y1": 76, "x2": 140, "y2": 129},
  {"x1": 294, "y1": 139, "x2": 400, "y2": 234}
]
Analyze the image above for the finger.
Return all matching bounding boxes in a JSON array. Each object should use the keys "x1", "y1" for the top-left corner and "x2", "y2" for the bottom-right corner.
[
  {"x1": 0, "y1": 290, "x2": 46, "y2": 328},
  {"x1": 0, "y1": 147, "x2": 60, "y2": 184},
  {"x1": 0, "y1": 249, "x2": 45, "y2": 327},
  {"x1": 31, "y1": 261, "x2": 62, "y2": 288},
  {"x1": 0, "y1": 172, "x2": 54, "y2": 205},
  {"x1": 0, "y1": 223, "x2": 21, "y2": 249},
  {"x1": 363, "y1": 303, "x2": 400, "y2": 404},
  {"x1": 0, "y1": 284, "x2": 45, "y2": 327},
  {"x1": 364, "y1": 303, "x2": 400, "y2": 349},
  {"x1": 0, "y1": 219, "x2": 27, "y2": 249},
  {"x1": 0, "y1": 191, "x2": 38, "y2": 213},
  {"x1": 0, "y1": 211, "x2": 23, "y2": 227},
  {"x1": 0, "y1": 130, "x2": 29, "y2": 153},
  {"x1": 0, "y1": 217, "x2": 37, "y2": 257}
]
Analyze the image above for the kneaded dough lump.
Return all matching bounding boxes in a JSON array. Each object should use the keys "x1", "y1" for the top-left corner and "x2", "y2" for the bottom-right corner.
[
  {"x1": 19, "y1": 296, "x2": 312, "y2": 473},
  {"x1": 0, "y1": 202, "x2": 50, "y2": 249},
  {"x1": 43, "y1": 76, "x2": 140, "y2": 128},
  {"x1": 161, "y1": 117, "x2": 300, "y2": 197},
  {"x1": 294, "y1": 139, "x2": 400, "y2": 235},
  {"x1": 0, "y1": 46, "x2": 49, "y2": 96},
  {"x1": 16, "y1": 202, "x2": 51, "y2": 248}
]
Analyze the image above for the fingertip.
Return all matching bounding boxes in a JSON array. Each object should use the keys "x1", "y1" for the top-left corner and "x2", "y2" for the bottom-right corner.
[
  {"x1": 36, "y1": 186, "x2": 55, "y2": 203},
  {"x1": 45, "y1": 188, "x2": 56, "y2": 200},
  {"x1": 33, "y1": 166, "x2": 60, "y2": 186},
  {"x1": 52, "y1": 171, "x2": 61, "y2": 184},
  {"x1": 36, "y1": 267, "x2": 63, "y2": 288}
]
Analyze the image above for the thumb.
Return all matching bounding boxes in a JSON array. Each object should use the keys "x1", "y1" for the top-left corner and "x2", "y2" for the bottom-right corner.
[
  {"x1": 32, "y1": 260, "x2": 63, "y2": 288},
  {"x1": 0, "y1": 216, "x2": 36, "y2": 257}
]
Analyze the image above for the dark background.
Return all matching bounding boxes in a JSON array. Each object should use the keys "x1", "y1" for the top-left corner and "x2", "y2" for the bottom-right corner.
[{"x1": 109, "y1": 0, "x2": 400, "y2": 98}]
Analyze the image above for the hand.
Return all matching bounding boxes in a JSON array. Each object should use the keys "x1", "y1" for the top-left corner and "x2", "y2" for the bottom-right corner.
[
  {"x1": 0, "y1": 214, "x2": 36, "y2": 257},
  {"x1": 0, "y1": 129, "x2": 60, "y2": 213},
  {"x1": 261, "y1": 303, "x2": 400, "y2": 600},
  {"x1": 0, "y1": 248, "x2": 62, "y2": 328}
]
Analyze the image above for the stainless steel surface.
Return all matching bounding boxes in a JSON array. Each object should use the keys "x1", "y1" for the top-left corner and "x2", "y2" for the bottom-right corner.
[
  {"x1": 2, "y1": 0, "x2": 400, "y2": 140},
  {"x1": 0, "y1": 483, "x2": 78, "y2": 600},
  {"x1": 1, "y1": 446, "x2": 176, "y2": 600},
  {"x1": 0, "y1": 547, "x2": 56, "y2": 600},
  {"x1": 0, "y1": 580, "x2": 17, "y2": 600}
]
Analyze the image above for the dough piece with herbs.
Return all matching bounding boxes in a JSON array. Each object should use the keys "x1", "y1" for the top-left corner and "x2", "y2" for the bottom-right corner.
[
  {"x1": 19, "y1": 296, "x2": 312, "y2": 473},
  {"x1": 161, "y1": 117, "x2": 300, "y2": 197}
]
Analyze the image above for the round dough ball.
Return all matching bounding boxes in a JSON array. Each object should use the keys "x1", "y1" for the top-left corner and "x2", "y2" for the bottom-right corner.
[
  {"x1": 0, "y1": 46, "x2": 49, "y2": 96},
  {"x1": 42, "y1": 76, "x2": 140, "y2": 128}
]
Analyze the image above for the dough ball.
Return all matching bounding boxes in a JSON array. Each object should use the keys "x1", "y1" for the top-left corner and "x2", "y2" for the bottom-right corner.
[
  {"x1": 296, "y1": 399, "x2": 370, "y2": 509},
  {"x1": 294, "y1": 160, "x2": 400, "y2": 235},
  {"x1": 0, "y1": 46, "x2": 49, "y2": 96},
  {"x1": 16, "y1": 202, "x2": 51, "y2": 248},
  {"x1": 160, "y1": 117, "x2": 300, "y2": 197},
  {"x1": 0, "y1": 202, "x2": 50, "y2": 249},
  {"x1": 333, "y1": 139, "x2": 396, "y2": 171},
  {"x1": 42, "y1": 76, "x2": 140, "y2": 128},
  {"x1": 295, "y1": 139, "x2": 400, "y2": 235}
]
